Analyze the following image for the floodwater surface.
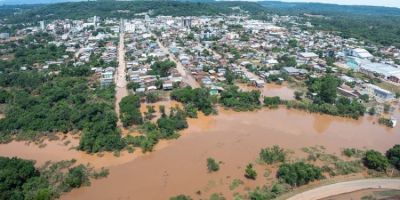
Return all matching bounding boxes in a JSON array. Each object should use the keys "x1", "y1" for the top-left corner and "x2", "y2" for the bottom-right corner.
[
  {"x1": 238, "y1": 82, "x2": 297, "y2": 100},
  {"x1": 57, "y1": 108, "x2": 400, "y2": 200}
]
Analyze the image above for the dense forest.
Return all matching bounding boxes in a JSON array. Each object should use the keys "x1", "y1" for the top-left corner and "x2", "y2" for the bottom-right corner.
[
  {"x1": 0, "y1": 1, "x2": 264, "y2": 24},
  {"x1": 259, "y1": 1, "x2": 400, "y2": 47}
]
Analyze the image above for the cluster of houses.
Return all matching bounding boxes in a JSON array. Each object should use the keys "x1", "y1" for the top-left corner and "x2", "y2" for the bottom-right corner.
[
  {"x1": 124, "y1": 14, "x2": 400, "y2": 104},
  {"x1": 123, "y1": 19, "x2": 182, "y2": 92}
]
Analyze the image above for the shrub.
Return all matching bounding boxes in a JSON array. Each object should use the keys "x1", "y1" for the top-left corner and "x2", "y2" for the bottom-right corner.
[
  {"x1": 210, "y1": 193, "x2": 225, "y2": 200},
  {"x1": 207, "y1": 158, "x2": 220, "y2": 172},
  {"x1": 263, "y1": 96, "x2": 281, "y2": 108},
  {"x1": 170, "y1": 195, "x2": 192, "y2": 200},
  {"x1": 259, "y1": 146, "x2": 286, "y2": 164},
  {"x1": 342, "y1": 148, "x2": 363, "y2": 158},
  {"x1": 378, "y1": 118, "x2": 394, "y2": 128},
  {"x1": 245, "y1": 163, "x2": 257, "y2": 180},
  {"x1": 229, "y1": 179, "x2": 243, "y2": 191}
]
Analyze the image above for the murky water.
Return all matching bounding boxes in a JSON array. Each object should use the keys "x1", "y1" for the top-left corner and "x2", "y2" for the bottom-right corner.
[
  {"x1": 56, "y1": 108, "x2": 399, "y2": 200},
  {"x1": 238, "y1": 83, "x2": 296, "y2": 100}
]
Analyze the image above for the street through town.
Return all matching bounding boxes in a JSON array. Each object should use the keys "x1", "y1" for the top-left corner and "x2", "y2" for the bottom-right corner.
[{"x1": 114, "y1": 24, "x2": 128, "y2": 127}]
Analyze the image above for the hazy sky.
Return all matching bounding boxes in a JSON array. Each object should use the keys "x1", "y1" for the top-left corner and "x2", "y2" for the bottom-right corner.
[
  {"x1": 280, "y1": 0, "x2": 400, "y2": 8},
  {"x1": 1, "y1": 0, "x2": 400, "y2": 8}
]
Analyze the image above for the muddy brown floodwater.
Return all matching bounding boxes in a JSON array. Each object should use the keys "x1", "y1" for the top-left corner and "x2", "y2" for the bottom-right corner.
[
  {"x1": 238, "y1": 82, "x2": 297, "y2": 100},
  {"x1": 54, "y1": 107, "x2": 399, "y2": 200}
]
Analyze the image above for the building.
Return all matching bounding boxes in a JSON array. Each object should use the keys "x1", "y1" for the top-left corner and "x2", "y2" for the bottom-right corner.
[
  {"x1": 125, "y1": 23, "x2": 135, "y2": 33},
  {"x1": 365, "y1": 84, "x2": 394, "y2": 102},
  {"x1": 299, "y1": 52, "x2": 319, "y2": 60},
  {"x1": 348, "y1": 48, "x2": 373, "y2": 59},
  {"x1": 0, "y1": 33, "x2": 10, "y2": 40},
  {"x1": 182, "y1": 18, "x2": 192, "y2": 28},
  {"x1": 282, "y1": 67, "x2": 308, "y2": 77},
  {"x1": 40, "y1": 21, "x2": 45, "y2": 31},
  {"x1": 100, "y1": 71, "x2": 114, "y2": 87}
]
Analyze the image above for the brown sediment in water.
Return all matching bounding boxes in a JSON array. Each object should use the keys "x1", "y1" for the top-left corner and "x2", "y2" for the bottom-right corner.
[
  {"x1": 58, "y1": 108, "x2": 400, "y2": 200},
  {"x1": 237, "y1": 82, "x2": 296, "y2": 100}
]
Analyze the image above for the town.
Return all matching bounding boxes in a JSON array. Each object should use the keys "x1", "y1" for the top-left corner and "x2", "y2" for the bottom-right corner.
[
  {"x1": 2, "y1": 11, "x2": 400, "y2": 127},
  {"x1": 2, "y1": 2, "x2": 400, "y2": 200}
]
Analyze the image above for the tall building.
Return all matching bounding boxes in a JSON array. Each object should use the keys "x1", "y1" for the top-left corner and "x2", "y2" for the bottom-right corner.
[
  {"x1": 40, "y1": 21, "x2": 45, "y2": 31},
  {"x1": 93, "y1": 16, "x2": 97, "y2": 26},
  {"x1": 182, "y1": 18, "x2": 192, "y2": 28}
]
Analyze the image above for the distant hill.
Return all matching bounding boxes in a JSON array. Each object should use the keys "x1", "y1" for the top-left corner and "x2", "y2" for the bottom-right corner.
[
  {"x1": 259, "y1": 1, "x2": 400, "y2": 16},
  {"x1": 0, "y1": 0, "x2": 83, "y2": 5},
  {"x1": 0, "y1": 0, "x2": 399, "y2": 47}
]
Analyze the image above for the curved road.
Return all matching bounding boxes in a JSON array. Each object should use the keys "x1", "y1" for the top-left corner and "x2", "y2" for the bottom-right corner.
[{"x1": 287, "y1": 179, "x2": 400, "y2": 200}]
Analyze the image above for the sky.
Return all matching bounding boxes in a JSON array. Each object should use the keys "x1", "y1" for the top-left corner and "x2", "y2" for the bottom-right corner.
[
  {"x1": 0, "y1": 0, "x2": 400, "y2": 8},
  {"x1": 279, "y1": 0, "x2": 400, "y2": 8}
]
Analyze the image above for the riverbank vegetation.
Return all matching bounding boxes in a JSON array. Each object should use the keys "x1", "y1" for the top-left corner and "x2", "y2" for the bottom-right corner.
[
  {"x1": 170, "y1": 87, "x2": 215, "y2": 115},
  {"x1": 277, "y1": 162, "x2": 324, "y2": 186},
  {"x1": 260, "y1": 75, "x2": 366, "y2": 119},
  {"x1": 123, "y1": 105, "x2": 188, "y2": 152},
  {"x1": 219, "y1": 85, "x2": 261, "y2": 111},
  {"x1": 0, "y1": 157, "x2": 108, "y2": 200},
  {"x1": 119, "y1": 95, "x2": 143, "y2": 127}
]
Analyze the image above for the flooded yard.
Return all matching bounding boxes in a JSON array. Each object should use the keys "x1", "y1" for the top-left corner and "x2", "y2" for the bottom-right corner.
[{"x1": 237, "y1": 82, "x2": 297, "y2": 100}]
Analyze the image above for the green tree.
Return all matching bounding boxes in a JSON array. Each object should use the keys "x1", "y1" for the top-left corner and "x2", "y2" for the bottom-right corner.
[
  {"x1": 318, "y1": 75, "x2": 339, "y2": 104},
  {"x1": 63, "y1": 165, "x2": 89, "y2": 189},
  {"x1": 363, "y1": 150, "x2": 389, "y2": 171},
  {"x1": 148, "y1": 60, "x2": 176, "y2": 77},
  {"x1": 277, "y1": 162, "x2": 323, "y2": 186},
  {"x1": 386, "y1": 145, "x2": 400, "y2": 170}
]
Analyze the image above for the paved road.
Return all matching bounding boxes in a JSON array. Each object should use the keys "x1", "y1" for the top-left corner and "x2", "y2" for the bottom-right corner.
[
  {"x1": 114, "y1": 28, "x2": 128, "y2": 127},
  {"x1": 287, "y1": 179, "x2": 400, "y2": 200},
  {"x1": 156, "y1": 39, "x2": 200, "y2": 88}
]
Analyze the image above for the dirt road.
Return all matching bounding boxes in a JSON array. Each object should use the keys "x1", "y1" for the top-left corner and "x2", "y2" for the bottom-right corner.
[
  {"x1": 287, "y1": 179, "x2": 400, "y2": 200},
  {"x1": 114, "y1": 28, "x2": 128, "y2": 127}
]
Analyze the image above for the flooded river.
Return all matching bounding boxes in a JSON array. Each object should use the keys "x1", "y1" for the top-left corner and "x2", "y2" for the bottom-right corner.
[
  {"x1": 58, "y1": 108, "x2": 399, "y2": 200},
  {"x1": 0, "y1": 107, "x2": 399, "y2": 199}
]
